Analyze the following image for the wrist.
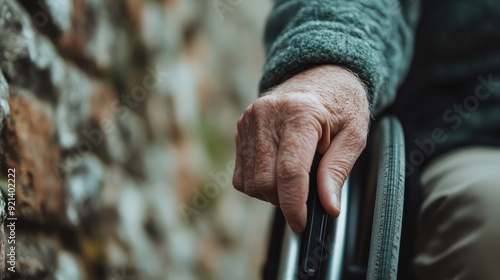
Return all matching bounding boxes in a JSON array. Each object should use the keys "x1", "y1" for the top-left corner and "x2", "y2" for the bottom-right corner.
[{"x1": 270, "y1": 65, "x2": 369, "y2": 114}]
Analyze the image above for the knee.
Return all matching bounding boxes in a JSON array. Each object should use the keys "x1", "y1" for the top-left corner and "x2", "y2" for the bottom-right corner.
[
  {"x1": 415, "y1": 148, "x2": 500, "y2": 279},
  {"x1": 420, "y1": 161, "x2": 500, "y2": 228},
  {"x1": 445, "y1": 167, "x2": 500, "y2": 226}
]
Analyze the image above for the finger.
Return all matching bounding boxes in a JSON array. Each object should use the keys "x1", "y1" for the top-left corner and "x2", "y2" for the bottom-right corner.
[
  {"x1": 234, "y1": 113, "x2": 264, "y2": 200},
  {"x1": 276, "y1": 120, "x2": 319, "y2": 233},
  {"x1": 317, "y1": 127, "x2": 367, "y2": 217},
  {"x1": 232, "y1": 132, "x2": 244, "y2": 192},
  {"x1": 241, "y1": 106, "x2": 264, "y2": 200},
  {"x1": 254, "y1": 117, "x2": 279, "y2": 206}
]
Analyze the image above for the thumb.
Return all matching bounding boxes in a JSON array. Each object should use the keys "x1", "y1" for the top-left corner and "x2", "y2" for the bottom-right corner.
[{"x1": 317, "y1": 128, "x2": 367, "y2": 217}]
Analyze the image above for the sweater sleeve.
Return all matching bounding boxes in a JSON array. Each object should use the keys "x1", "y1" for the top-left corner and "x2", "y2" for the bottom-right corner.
[{"x1": 259, "y1": 0, "x2": 420, "y2": 114}]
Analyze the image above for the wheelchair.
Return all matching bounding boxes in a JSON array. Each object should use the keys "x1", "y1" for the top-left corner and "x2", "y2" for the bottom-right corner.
[{"x1": 263, "y1": 116, "x2": 407, "y2": 280}]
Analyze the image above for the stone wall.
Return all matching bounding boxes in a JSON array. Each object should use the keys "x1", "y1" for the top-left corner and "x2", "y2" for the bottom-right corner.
[{"x1": 0, "y1": 0, "x2": 273, "y2": 279}]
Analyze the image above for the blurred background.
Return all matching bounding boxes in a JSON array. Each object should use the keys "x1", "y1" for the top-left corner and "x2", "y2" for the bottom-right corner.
[{"x1": 0, "y1": 0, "x2": 274, "y2": 279}]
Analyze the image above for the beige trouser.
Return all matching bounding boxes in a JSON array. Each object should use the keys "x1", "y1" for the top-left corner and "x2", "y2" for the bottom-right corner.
[{"x1": 414, "y1": 146, "x2": 500, "y2": 280}]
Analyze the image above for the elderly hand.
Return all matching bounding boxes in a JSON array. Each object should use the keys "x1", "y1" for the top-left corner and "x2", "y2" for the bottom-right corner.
[{"x1": 233, "y1": 65, "x2": 370, "y2": 233}]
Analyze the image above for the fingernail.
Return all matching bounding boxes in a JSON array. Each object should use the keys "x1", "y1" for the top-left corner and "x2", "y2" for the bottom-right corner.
[
  {"x1": 325, "y1": 175, "x2": 341, "y2": 213},
  {"x1": 290, "y1": 222, "x2": 304, "y2": 233}
]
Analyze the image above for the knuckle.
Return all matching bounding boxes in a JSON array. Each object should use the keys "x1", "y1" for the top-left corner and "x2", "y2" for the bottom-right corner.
[
  {"x1": 277, "y1": 161, "x2": 303, "y2": 186},
  {"x1": 253, "y1": 98, "x2": 276, "y2": 126},
  {"x1": 328, "y1": 161, "x2": 351, "y2": 184},
  {"x1": 253, "y1": 97, "x2": 271, "y2": 111},
  {"x1": 244, "y1": 103, "x2": 255, "y2": 118},
  {"x1": 281, "y1": 94, "x2": 326, "y2": 118},
  {"x1": 278, "y1": 100, "x2": 325, "y2": 132},
  {"x1": 279, "y1": 114, "x2": 318, "y2": 139},
  {"x1": 346, "y1": 126, "x2": 368, "y2": 149},
  {"x1": 282, "y1": 93, "x2": 316, "y2": 105},
  {"x1": 237, "y1": 104, "x2": 255, "y2": 130},
  {"x1": 279, "y1": 96, "x2": 310, "y2": 115}
]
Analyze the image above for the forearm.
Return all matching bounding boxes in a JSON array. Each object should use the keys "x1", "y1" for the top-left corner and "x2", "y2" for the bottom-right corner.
[{"x1": 260, "y1": 0, "x2": 420, "y2": 114}]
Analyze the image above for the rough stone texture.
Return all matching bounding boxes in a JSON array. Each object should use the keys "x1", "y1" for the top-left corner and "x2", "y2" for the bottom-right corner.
[
  {"x1": 64, "y1": 154, "x2": 104, "y2": 226},
  {"x1": 0, "y1": 0, "x2": 273, "y2": 279},
  {"x1": 4, "y1": 93, "x2": 65, "y2": 223}
]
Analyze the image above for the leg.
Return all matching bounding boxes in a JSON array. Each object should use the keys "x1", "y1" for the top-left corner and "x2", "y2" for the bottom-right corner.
[{"x1": 414, "y1": 146, "x2": 500, "y2": 280}]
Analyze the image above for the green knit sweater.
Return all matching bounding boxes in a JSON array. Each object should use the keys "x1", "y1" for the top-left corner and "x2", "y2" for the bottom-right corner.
[{"x1": 260, "y1": 0, "x2": 500, "y2": 169}]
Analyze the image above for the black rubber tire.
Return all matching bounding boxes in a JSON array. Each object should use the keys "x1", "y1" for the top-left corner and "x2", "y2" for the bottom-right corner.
[{"x1": 367, "y1": 116, "x2": 406, "y2": 280}]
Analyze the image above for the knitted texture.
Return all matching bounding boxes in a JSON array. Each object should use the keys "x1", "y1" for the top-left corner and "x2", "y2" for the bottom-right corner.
[{"x1": 259, "y1": 0, "x2": 420, "y2": 114}]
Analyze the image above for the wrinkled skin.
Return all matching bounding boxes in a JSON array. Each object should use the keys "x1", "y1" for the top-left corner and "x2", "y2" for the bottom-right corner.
[{"x1": 233, "y1": 65, "x2": 371, "y2": 233}]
